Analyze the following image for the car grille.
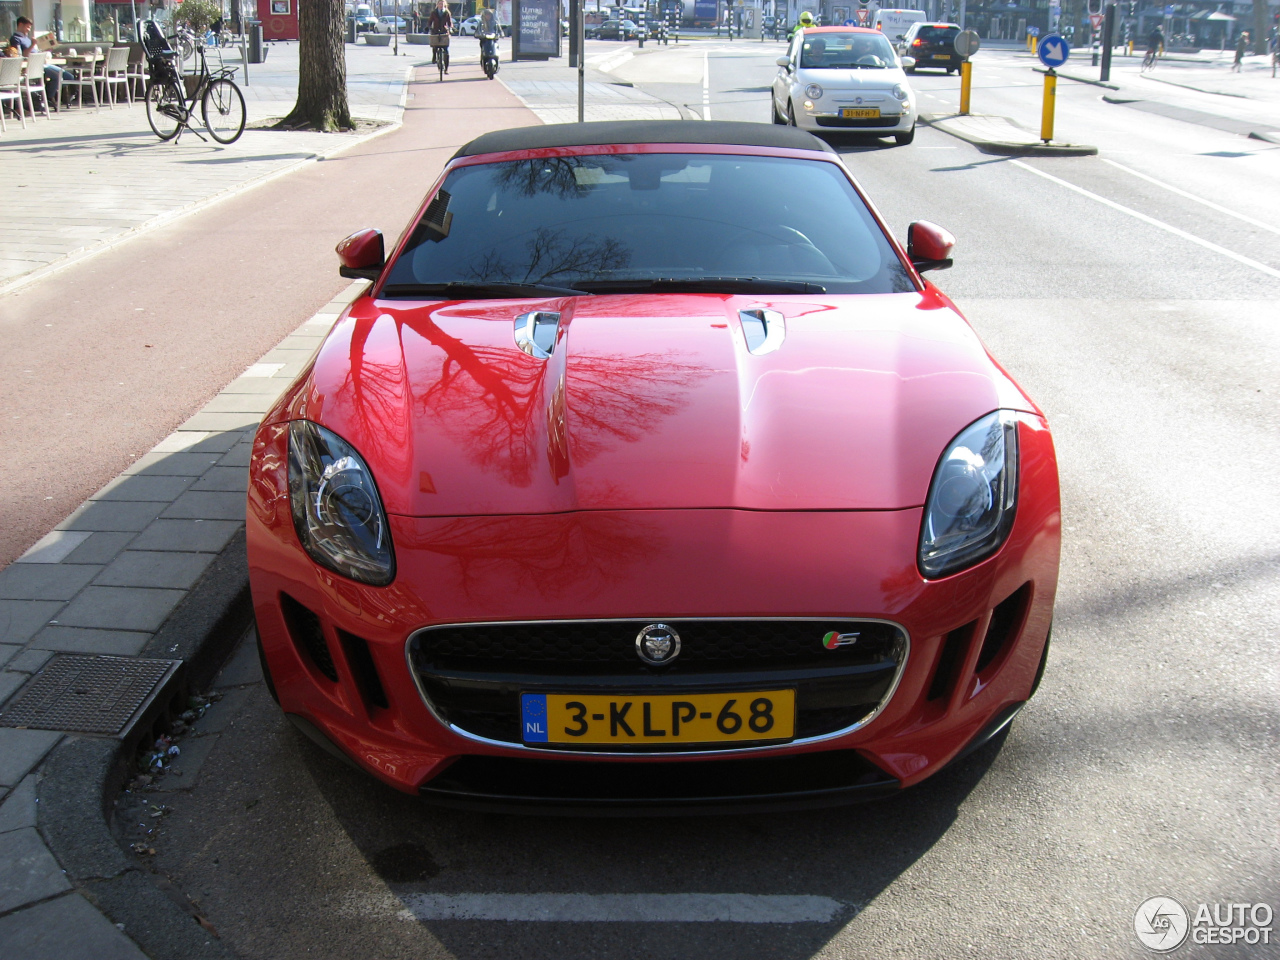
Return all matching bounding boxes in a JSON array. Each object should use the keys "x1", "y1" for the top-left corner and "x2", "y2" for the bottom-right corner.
[
  {"x1": 815, "y1": 116, "x2": 902, "y2": 128},
  {"x1": 409, "y1": 619, "x2": 908, "y2": 751}
]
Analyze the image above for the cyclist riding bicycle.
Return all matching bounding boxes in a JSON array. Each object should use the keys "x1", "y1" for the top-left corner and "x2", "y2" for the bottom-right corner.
[
  {"x1": 427, "y1": 0, "x2": 452, "y2": 73},
  {"x1": 1145, "y1": 24, "x2": 1163, "y2": 62}
]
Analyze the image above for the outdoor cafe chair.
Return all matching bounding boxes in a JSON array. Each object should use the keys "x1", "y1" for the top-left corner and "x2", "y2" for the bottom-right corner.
[
  {"x1": 100, "y1": 46, "x2": 131, "y2": 106},
  {"x1": 61, "y1": 51, "x2": 103, "y2": 109},
  {"x1": 20, "y1": 51, "x2": 52, "y2": 119},
  {"x1": 125, "y1": 43, "x2": 147, "y2": 100},
  {"x1": 0, "y1": 57, "x2": 25, "y2": 131}
]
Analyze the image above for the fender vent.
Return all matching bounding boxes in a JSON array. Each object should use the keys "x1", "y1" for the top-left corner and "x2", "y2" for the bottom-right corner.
[
  {"x1": 338, "y1": 630, "x2": 389, "y2": 710},
  {"x1": 281, "y1": 594, "x2": 338, "y2": 682},
  {"x1": 927, "y1": 622, "x2": 974, "y2": 702},
  {"x1": 976, "y1": 583, "x2": 1031, "y2": 676}
]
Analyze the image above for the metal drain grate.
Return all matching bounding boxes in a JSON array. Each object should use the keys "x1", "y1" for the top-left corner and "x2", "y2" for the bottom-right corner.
[{"x1": 0, "y1": 655, "x2": 181, "y2": 737}]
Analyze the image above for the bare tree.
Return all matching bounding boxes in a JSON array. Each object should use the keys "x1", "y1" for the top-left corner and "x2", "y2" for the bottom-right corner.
[{"x1": 278, "y1": 0, "x2": 353, "y2": 131}]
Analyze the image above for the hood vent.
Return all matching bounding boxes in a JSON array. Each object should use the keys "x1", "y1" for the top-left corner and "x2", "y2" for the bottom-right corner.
[
  {"x1": 739, "y1": 308, "x2": 786, "y2": 356},
  {"x1": 514, "y1": 311, "x2": 561, "y2": 360}
]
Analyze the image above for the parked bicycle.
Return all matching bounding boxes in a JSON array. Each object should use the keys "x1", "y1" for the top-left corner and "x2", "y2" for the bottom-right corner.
[{"x1": 142, "y1": 21, "x2": 245, "y2": 144}]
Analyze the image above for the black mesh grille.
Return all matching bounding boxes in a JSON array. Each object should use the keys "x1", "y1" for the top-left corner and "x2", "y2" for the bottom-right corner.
[
  {"x1": 815, "y1": 116, "x2": 902, "y2": 128},
  {"x1": 410, "y1": 619, "x2": 907, "y2": 750},
  {"x1": 418, "y1": 619, "x2": 903, "y2": 672}
]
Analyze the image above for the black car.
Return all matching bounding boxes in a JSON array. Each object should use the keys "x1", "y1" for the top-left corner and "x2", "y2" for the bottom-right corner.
[
  {"x1": 901, "y1": 22, "x2": 962, "y2": 73},
  {"x1": 597, "y1": 18, "x2": 643, "y2": 40}
]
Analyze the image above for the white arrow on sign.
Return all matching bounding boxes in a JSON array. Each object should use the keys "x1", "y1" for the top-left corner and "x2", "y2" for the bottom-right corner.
[{"x1": 1043, "y1": 39, "x2": 1066, "y2": 61}]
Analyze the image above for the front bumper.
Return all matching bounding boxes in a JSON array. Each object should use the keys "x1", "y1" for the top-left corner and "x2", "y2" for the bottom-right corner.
[
  {"x1": 247, "y1": 417, "x2": 1059, "y2": 802},
  {"x1": 797, "y1": 103, "x2": 915, "y2": 133}
]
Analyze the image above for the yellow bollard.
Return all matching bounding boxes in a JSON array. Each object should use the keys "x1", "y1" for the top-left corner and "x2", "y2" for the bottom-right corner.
[
  {"x1": 1040, "y1": 69, "x2": 1056, "y2": 143},
  {"x1": 960, "y1": 60, "x2": 972, "y2": 115},
  {"x1": 1031, "y1": 35, "x2": 1038, "y2": 54}
]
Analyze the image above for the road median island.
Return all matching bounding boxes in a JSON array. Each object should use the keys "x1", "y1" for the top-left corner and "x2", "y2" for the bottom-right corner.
[
  {"x1": 921, "y1": 112, "x2": 1098, "y2": 157},
  {"x1": 0, "y1": 60, "x2": 542, "y2": 960}
]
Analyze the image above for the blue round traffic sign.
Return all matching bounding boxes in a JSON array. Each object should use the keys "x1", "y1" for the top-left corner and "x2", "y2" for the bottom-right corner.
[{"x1": 1037, "y1": 33, "x2": 1070, "y2": 68}]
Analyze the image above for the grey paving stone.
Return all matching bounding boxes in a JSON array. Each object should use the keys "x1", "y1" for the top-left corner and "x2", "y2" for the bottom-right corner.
[
  {"x1": 219, "y1": 376, "x2": 294, "y2": 396},
  {"x1": 192, "y1": 467, "x2": 249, "y2": 493},
  {"x1": 0, "y1": 893, "x2": 148, "y2": 960},
  {"x1": 94, "y1": 551, "x2": 215, "y2": 590},
  {"x1": 121, "y1": 451, "x2": 224, "y2": 477},
  {"x1": 179, "y1": 411, "x2": 262, "y2": 433},
  {"x1": 258, "y1": 347, "x2": 319, "y2": 365},
  {"x1": 201, "y1": 393, "x2": 278, "y2": 414},
  {"x1": 0, "y1": 672, "x2": 27, "y2": 709},
  {"x1": 91, "y1": 474, "x2": 195, "y2": 503},
  {"x1": 217, "y1": 442, "x2": 255, "y2": 468},
  {"x1": 0, "y1": 729, "x2": 62, "y2": 788},
  {"x1": 152, "y1": 733, "x2": 221, "y2": 791},
  {"x1": 4, "y1": 649, "x2": 52, "y2": 674},
  {"x1": 28, "y1": 627, "x2": 152, "y2": 657},
  {"x1": 13, "y1": 530, "x2": 92, "y2": 564},
  {"x1": 0, "y1": 563, "x2": 102, "y2": 602},
  {"x1": 0, "y1": 775, "x2": 37, "y2": 834},
  {"x1": 58, "y1": 499, "x2": 167, "y2": 533},
  {"x1": 130, "y1": 519, "x2": 241, "y2": 554},
  {"x1": 152, "y1": 429, "x2": 244, "y2": 454},
  {"x1": 60, "y1": 531, "x2": 138, "y2": 565},
  {"x1": 161, "y1": 492, "x2": 247, "y2": 522},
  {"x1": 55, "y1": 587, "x2": 185, "y2": 634},
  {"x1": 0, "y1": 646, "x2": 18, "y2": 669},
  {"x1": 0, "y1": 601, "x2": 64, "y2": 646},
  {"x1": 0, "y1": 828, "x2": 73, "y2": 913}
]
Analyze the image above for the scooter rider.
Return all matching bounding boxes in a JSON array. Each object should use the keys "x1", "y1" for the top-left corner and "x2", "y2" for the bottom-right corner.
[
  {"x1": 427, "y1": 0, "x2": 452, "y2": 73},
  {"x1": 477, "y1": 4, "x2": 499, "y2": 75}
]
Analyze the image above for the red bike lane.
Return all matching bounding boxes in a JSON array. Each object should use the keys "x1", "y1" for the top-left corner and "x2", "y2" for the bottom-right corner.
[{"x1": 0, "y1": 62, "x2": 537, "y2": 568}]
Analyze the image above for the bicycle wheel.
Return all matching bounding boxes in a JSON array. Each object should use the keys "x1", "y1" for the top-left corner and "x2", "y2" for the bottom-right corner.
[
  {"x1": 145, "y1": 80, "x2": 185, "y2": 141},
  {"x1": 202, "y1": 77, "x2": 246, "y2": 144},
  {"x1": 436, "y1": 46, "x2": 445, "y2": 81}
]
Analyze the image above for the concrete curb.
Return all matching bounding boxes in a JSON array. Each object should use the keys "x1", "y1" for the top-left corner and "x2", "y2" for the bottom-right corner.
[
  {"x1": 1031, "y1": 65, "x2": 1119, "y2": 90},
  {"x1": 920, "y1": 114, "x2": 1098, "y2": 157},
  {"x1": 36, "y1": 536, "x2": 253, "y2": 958}
]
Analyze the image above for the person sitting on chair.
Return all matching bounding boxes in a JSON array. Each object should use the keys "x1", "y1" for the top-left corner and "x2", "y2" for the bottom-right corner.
[{"x1": 8, "y1": 17, "x2": 75, "y2": 110}]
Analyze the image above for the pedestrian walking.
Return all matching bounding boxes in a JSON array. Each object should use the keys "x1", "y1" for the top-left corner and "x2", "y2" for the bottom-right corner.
[{"x1": 1231, "y1": 31, "x2": 1247, "y2": 72}]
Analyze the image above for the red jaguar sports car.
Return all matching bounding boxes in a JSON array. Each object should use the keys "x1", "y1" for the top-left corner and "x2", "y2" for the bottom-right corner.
[{"x1": 246, "y1": 120, "x2": 1060, "y2": 813}]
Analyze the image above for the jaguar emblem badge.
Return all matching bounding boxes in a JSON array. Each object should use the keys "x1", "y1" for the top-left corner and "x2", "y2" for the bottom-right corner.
[{"x1": 636, "y1": 623, "x2": 681, "y2": 665}]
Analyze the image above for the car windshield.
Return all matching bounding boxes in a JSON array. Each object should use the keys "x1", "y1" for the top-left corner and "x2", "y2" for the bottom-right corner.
[
  {"x1": 382, "y1": 153, "x2": 913, "y2": 297},
  {"x1": 800, "y1": 32, "x2": 897, "y2": 68}
]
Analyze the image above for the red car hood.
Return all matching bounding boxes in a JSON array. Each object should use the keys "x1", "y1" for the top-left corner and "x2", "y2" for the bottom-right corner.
[{"x1": 292, "y1": 292, "x2": 1035, "y2": 517}]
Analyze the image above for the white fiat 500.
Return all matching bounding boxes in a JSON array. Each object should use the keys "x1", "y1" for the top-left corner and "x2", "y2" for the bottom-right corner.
[{"x1": 773, "y1": 26, "x2": 918, "y2": 145}]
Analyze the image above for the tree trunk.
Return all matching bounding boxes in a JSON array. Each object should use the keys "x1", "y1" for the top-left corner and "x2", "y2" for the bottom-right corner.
[
  {"x1": 279, "y1": 0, "x2": 353, "y2": 131},
  {"x1": 1252, "y1": 0, "x2": 1269, "y2": 54}
]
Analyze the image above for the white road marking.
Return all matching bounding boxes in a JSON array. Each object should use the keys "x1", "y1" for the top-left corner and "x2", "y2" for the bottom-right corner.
[
  {"x1": 1010, "y1": 159, "x2": 1280, "y2": 281},
  {"x1": 392, "y1": 893, "x2": 846, "y2": 923},
  {"x1": 1101, "y1": 158, "x2": 1280, "y2": 238},
  {"x1": 702, "y1": 51, "x2": 711, "y2": 120}
]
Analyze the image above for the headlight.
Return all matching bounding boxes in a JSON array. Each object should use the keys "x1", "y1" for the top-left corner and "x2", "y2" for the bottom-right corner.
[
  {"x1": 288, "y1": 421, "x2": 394, "y2": 586},
  {"x1": 805, "y1": 83, "x2": 823, "y2": 100},
  {"x1": 918, "y1": 411, "x2": 1019, "y2": 579},
  {"x1": 892, "y1": 83, "x2": 908, "y2": 100}
]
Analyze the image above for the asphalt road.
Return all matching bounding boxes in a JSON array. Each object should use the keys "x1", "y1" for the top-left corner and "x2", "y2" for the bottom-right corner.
[{"x1": 131, "y1": 42, "x2": 1278, "y2": 960}]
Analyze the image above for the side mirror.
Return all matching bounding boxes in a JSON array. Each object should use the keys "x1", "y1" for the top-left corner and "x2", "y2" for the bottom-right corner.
[
  {"x1": 776, "y1": 55, "x2": 791, "y2": 68},
  {"x1": 901, "y1": 55, "x2": 916, "y2": 67},
  {"x1": 337, "y1": 228, "x2": 384, "y2": 280},
  {"x1": 907, "y1": 220, "x2": 955, "y2": 273}
]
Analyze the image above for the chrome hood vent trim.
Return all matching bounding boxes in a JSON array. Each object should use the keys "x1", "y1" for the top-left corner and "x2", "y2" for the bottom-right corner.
[
  {"x1": 739, "y1": 308, "x2": 786, "y2": 355},
  {"x1": 514, "y1": 311, "x2": 560, "y2": 360}
]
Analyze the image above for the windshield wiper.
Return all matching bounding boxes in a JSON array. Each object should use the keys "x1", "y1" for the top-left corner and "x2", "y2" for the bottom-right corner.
[
  {"x1": 381, "y1": 281, "x2": 587, "y2": 299},
  {"x1": 573, "y1": 277, "x2": 827, "y2": 294}
]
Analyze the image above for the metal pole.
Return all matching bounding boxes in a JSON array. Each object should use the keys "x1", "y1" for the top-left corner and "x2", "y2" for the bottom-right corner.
[
  {"x1": 959, "y1": 0, "x2": 966, "y2": 30},
  {"x1": 1099, "y1": 1, "x2": 1114, "y2": 80},
  {"x1": 577, "y1": 0, "x2": 585, "y2": 121},
  {"x1": 394, "y1": 0, "x2": 399, "y2": 54}
]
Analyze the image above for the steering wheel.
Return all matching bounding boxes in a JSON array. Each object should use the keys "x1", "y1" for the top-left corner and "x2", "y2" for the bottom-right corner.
[
  {"x1": 856, "y1": 55, "x2": 885, "y2": 66},
  {"x1": 772, "y1": 226, "x2": 839, "y2": 275}
]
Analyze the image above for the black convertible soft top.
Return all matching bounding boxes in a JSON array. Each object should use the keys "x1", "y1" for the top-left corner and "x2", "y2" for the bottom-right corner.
[{"x1": 452, "y1": 120, "x2": 835, "y2": 160}]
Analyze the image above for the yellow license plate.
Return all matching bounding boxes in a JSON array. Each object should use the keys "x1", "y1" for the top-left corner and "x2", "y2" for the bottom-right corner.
[
  {"x1": 935, "y1": 53, "x2": 952, "y2": 59},
  {"x1": 520, "y1": 690, "x2": 795, "y2": 745},
  {"x1": 841, "y1": 107, "x2": 881, "y2": 119}
]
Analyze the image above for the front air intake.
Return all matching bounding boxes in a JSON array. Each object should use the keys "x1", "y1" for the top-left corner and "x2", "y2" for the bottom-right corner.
[{"x1": 280, "y1": 594, "x2": 338, "y2": 682}]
